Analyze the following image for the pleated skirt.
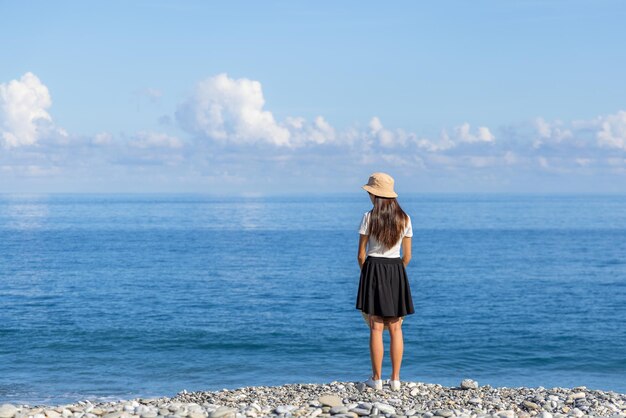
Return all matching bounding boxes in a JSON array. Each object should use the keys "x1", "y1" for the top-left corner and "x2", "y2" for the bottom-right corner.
[{"x1": 355, "y1": 255, "x2": 415, "y2": 317}]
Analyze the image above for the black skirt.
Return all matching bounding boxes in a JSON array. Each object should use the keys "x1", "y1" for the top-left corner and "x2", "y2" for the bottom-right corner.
[{"x1": 355, "y1": 256, "x2": 415, "y2": 317}]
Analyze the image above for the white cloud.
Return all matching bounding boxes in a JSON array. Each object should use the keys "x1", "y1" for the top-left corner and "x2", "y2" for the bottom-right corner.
[
  {"x1": 1, "y1": 164, "x2": 61, "y2": 176},
  {"x1": 176, "y1": 73, "x2": 342, "y2": 148},
  {"x1": 174, "y1": 74, "x2": 500, "y2": 153},
  {"x1": 311, "y1": 116, "x2": 335, "y2": 144},
  {"x1": 417, "y1": 129, "x2": 456, "y2": 152},
  {"x1": 369, "y1": 117, "x2": 395, "y2": 147},
  {"x1": 380, "y1": 153, "x2": 411, "y2": 166},
  {"x1": 464, "y1": 155, "x2": 498, "y2": 168},
  {"x1": 368, "y1": 117, "x2": 412, "y2": 148},
  {"x1": 93, "y1": 132, "x2": 113, "y2": 145},
  {"x1": 597, "y1": 110, "x2": 626, "y2": 150},
  {"x1": 130, "y1": 131, "x2": 183, "y2": 149},
  {"x1": 284, "y1": 115, "x2": 336, "y2": 146},
  {"x1": 575, "y1": 158, "x2": 593, "y2": 167},
  {"x1": 455, "y1": 122, "x2": 495, "y2": 143},
  {"x1": 0, "y1": 72, "x2": 63, "y2": 148},
  {"x1": 532, "y1": 117, "x2": 572, "y2": 148},
  {"x1": 535, "y1": 117, "x2": 552, "y2": 139},
  {"x1": 5, "y1": 69, "x2": 626, "y2": 189},
  {"x1": 478, "y1": 126, "x2": 495, "y2": 142},
  {"x1": 530, "y1": 111, "x2": 626, "y2": 153},
  {"x1": 416, "y1": 123, "x2": 494, "y2": 152},
  {"x1": 176, "y1": 73, "x2": 291, "y2": 147}
]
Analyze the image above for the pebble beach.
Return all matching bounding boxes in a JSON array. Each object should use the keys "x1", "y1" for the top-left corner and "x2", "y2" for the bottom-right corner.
[{"x1": 2, "y1": 380, "x2": 626, "y2": 418}]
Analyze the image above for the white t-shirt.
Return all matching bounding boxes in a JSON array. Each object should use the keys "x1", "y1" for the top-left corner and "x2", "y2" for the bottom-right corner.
[{"x1": 358, "y1": 210, "x2": 413, "y2": 258}]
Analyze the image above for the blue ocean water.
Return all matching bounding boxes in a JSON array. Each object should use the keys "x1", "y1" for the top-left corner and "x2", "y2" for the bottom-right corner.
[{"x1": 1, "y1": 193, "x2": 625, "y2": 405}]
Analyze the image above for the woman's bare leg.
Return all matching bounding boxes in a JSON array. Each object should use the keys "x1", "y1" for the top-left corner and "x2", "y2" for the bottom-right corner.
[
  {"x1": 387, "y1": 317, "x2": 403, "y2": 380},
  {"x1": 368, "y1": 315, "x2": 385, "y2": 380}
]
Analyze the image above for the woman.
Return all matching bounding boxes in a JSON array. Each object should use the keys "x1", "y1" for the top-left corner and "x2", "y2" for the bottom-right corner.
[{"x1": 355, "y1": 172, "x2": 415, "y2": 391}]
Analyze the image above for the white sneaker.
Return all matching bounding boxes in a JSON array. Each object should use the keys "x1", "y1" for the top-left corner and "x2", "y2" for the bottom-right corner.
[
  {"x1": 390, "y1": 379, "x2": 401, "y2": 391},
  {"x1": 364, "y1": 376, "x2": 382, "y2": 390}
]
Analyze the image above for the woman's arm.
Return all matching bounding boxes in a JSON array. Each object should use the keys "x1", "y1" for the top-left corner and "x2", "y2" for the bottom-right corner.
[
  {"x1": 357, "y1": 234, "x2": 368, "y2": 269},
  {"x1": 401, "y1": 236, "x2": 412, "y2": 268}
]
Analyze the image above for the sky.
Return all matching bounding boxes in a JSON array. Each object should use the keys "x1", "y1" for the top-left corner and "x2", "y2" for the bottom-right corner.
[{"x1": 1, "y1": 0, "x2": 626, "y2": 194}]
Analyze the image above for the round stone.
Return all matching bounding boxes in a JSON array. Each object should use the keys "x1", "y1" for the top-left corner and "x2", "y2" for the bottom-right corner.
[
  {"x1": 274, "y1": 405, "x2": 296, "y2": 414},
  {"x1": 433, "y1": 409, "x2": 453, "y2": 417},
  {"x1": 45, "y1": 410, "x2": 61, "y2": 418},
  {"x1": 0, "y1": 405, "x2": 18, "y2": 418},
  {"x1": 309, "y1": 409, "x2": 322, "y2": 418},
  {"x1": 496, "y1": 411, "x2": 515, "y2": 418},
  {"x1": 373, "y1": 403, "x2": 396, "y2": 415},
  {"x1": 208, "y1": 407, "x2": 236, "y2": 418},
  {"x1": 460, "y1": 379, "x2": 478, "y2": 390},
  {"x1": 329, "y1": 406, "x2": 348, "y2": 414},
  {"x1": 523, "y1": 401, "x2": 540, "y2": 410},
  {"x1": 318, "y1": 395, "x2": 343, "y2": 408}
]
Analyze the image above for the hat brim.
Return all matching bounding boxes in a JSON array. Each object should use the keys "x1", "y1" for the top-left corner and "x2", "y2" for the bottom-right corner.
[{"x1": 362, "y1": 185, "x2": 398, "y2": 198}]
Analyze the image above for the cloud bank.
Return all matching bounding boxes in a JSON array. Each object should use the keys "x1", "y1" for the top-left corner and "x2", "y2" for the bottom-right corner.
[{"x1": 1, "y1": 71, "x2": 626, "y2": 192}]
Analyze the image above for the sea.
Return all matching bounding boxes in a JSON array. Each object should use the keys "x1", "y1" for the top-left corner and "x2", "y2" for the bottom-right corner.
[{"x1": 1, "y1": 193, "x2": 625, "y2": 405}]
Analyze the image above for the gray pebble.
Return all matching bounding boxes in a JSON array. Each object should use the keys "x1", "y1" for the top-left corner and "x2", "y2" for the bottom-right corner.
[
  {"x1": 319, "y1": 395, "x2": 343, "y2": 408},
  {"x1": 460, "y1": 379, "x2": 478, "y2": 390},
  {"x1": 496, "y1": 411, "x2": 515, "y2": 418},
  {"x1": 0, "y1": 406, "x2": 18, "y2": 418},
  {"x1": 9, "y1": 380, "x2": 625, "y2": 418},
  {"x1": 373, "y1": 403, "x2": 396, "y2": 415},
  {"x1": 523, "y1": 400, "x2": 540, "y2": 410},
  {"x1": 208, "y1": 407, "x2": 236, "y2": 418},
  {"x1": 274, "y1": 405, "x2": 296, "y2": 414},
  {"x1": 329, "y1": 406, "x2": 348, "y2": 414}
]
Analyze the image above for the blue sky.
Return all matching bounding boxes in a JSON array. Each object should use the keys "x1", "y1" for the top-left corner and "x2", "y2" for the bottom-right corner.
[{"x1": 1, "y1": 1, "x2": 626, "y2": 194}]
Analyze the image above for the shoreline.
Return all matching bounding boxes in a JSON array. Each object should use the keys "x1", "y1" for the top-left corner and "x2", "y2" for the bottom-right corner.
[{"x1": 2, "y1": 380, "x2": 626, "y2": 418}]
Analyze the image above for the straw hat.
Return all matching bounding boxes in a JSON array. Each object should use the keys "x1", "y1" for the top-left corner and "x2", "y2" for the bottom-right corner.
[{"x1": 362, "y1": 172, "x2": 398, "y2": 198}]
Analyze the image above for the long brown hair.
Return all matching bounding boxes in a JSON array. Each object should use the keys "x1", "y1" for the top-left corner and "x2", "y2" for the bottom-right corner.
[{"x1": 368, "y1": 194, "x2": 410, "y2": 250}]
